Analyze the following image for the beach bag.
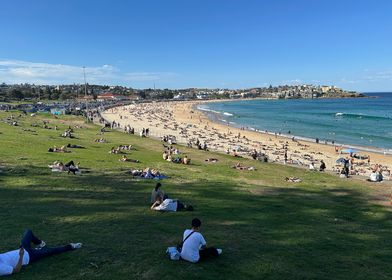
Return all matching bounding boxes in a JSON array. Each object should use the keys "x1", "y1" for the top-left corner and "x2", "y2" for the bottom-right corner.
[
  {"x1": 166, "y1": 247, "x2": 180, "y2": 261},
  {"x1": 177, "y1": 231, "x2": 195, "y2": 252}
]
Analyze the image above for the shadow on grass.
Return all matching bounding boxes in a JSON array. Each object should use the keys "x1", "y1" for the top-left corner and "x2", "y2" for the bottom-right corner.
[{"x1": 0, "y1": 165, "x2": 392, "y2": 280}]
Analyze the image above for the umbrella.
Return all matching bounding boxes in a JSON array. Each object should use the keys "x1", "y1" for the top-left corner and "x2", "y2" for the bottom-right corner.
[
  {"x1": 341, "y1": 148, "x2": 356, "y2": 154},
  {"x1": 336, "y1": 158, "x2": 346, "y2": 164}
]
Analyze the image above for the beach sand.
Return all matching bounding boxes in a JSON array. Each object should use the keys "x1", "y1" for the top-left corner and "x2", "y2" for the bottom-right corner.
[{"x1": 101, "y1": 100, "x2": 392, "y2": 179}]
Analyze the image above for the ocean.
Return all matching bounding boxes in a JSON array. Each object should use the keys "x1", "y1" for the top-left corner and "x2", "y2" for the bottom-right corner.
[{"x1": 197, "y1": 92, "x2": 392, "y2": 152}]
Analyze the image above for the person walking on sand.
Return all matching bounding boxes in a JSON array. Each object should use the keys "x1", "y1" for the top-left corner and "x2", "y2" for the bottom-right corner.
[{"x1": 319, "y1": 160, "x2": 326, "y2": 171}]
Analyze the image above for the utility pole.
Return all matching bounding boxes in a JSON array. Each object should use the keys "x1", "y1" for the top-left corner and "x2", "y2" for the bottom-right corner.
[{"x1": 83, "y1": 66, "x2": 89, "y2": 122}]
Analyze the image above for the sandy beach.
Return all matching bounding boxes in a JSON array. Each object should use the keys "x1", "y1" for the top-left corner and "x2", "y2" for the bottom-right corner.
[{"x1": 101, "y1": 100, "x2": 392, "y2": 179}]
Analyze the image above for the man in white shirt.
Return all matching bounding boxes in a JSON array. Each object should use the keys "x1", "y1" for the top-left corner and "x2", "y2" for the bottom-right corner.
[
  {"x1": 180, "y1": 218, "x2": 222, "y2": 263},
  {"x1": 0, "y1": 229, "x2": 82, "y2": 277}
]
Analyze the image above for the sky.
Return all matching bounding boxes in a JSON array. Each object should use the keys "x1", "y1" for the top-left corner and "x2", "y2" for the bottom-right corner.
[{"x1": 0, "y1": 0, "x2": 391, "y2": 91}]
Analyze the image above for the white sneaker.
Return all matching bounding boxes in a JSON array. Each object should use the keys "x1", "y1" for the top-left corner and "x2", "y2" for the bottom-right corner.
[
  {"x1": 70, "y1": 243, "x2": 82, "y2": 249},
  {"x1": 37, "y1": 241, "x2": 46, "y2": 249},
  {"x1": 217, "y1": 249, "x2": 222, "y2": 255}
]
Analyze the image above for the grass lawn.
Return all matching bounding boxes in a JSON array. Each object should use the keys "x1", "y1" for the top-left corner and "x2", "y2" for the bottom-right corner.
[{"x1": 1, "y1": 111, "x2": 391, "y2": 280}]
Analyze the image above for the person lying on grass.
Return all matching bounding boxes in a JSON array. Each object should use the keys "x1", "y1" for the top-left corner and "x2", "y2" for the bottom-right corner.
[
  {"x1": 129, "y1": 168, "x2": 167, "y2": 179},
  {"x1": 47, "y1": 145, "x2": 70, "y2": 153},
  {"x1": 0, "y1": 229, "x2": 82, "y2": 277},
  {"x1": 49, "y1": 161, "x2": 65, "y2": 171},
  {"x1": 180, "y1": 218, "x2": 222, "y2": 263},
  {"x1": 119, "y1": 155, "x2": 139, "y2": 163},
  {"x1": 151, "y1": 196, "x2": 193, "y2": 212},
  {"x1": 109, "y1": 147, "x2": 125, "y2": 154},
  {"x1": 94, "y1": 138, "x2": 106, "y2": 143},
  {"x1": 205, "y1": 158, "x2": 218, "y2": 163},
  {"x1": 232, "y1": 162, "x2": 256, "y2": 171},
  {"x1": 66, "y1": 143, "x2": 85, "y2": 149}
]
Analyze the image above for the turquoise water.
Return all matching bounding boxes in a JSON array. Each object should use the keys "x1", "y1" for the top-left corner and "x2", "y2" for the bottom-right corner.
[{"x1": 198, "y1": 92, "x2": 392, "y2": 151}]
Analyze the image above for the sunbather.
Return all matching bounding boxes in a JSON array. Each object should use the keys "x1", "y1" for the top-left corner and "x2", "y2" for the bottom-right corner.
[
  {"x1": 0, "y1": 229, "x2": 81, "y2": 276},
  {"x1": 66, "y1": 143, "x2": 85, "y2": 149},
  {"x1": 119, "y1": 155, "x2": 139, "y2": 163},
  {"x1": 285, "y1": 177, "x2": 302, "y2": 183},
  {"x1": 232, "y1": 162, "x2": 256, "y2": 171},
  {"x1": 49, "y1": 161, "x2": 65, "y2": 172}
]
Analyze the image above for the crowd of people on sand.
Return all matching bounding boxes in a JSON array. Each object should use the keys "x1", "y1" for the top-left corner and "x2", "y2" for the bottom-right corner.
[
  {"x1": 331, "y1": 150, "x2": 391, "y2": 181},
  {"x1": 188, "y1": 138, "x2": 208, "y2": 151},
  {"x1": 162, "y1": 134, "x2": 177, "y2": 145},
  {"x1": 101, "y1": 102, "x2": 392, "y2": 182}
]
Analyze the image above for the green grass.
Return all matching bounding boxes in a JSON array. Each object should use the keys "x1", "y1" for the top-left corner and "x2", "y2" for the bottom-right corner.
[{"x1": 1, "y1": 111, "x2": 392, "y2": 280}]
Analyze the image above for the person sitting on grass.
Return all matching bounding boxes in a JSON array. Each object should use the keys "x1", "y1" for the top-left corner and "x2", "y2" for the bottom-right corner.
[
  {"x1": 172, "y1": 157, "x2": 182, "y2": 164},
  {"x1": 369, "y1": 170, "x2": 383, "y2": 182},
  {"x1": 182, "y1": 155, "x2": 191, "y2": 165},
  {"x1": 0, "y1": 229, "x2": 82, "y2": 277},
  {"x1": 151, "y1": 183, "x2": 167, "y2": 205},
  {"x1": 180, "y1": 218, "x2": 222, "y2": 263},
  {"x1": 65, "y1": 161, "x2": 79, "y2": 175}
]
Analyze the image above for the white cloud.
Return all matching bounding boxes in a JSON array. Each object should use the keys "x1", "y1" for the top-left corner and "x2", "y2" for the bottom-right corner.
[
  {"x1": 340, "y1": 77, "x2": 358, "y2": 84},
  {"x1": 282, "y1": 79, "x2": 302, "y2": 85},
  {"x1": 364, "y1": 70, "x2": 392, "y2": 82},
  {"x1": 0, "y1": 59, "x2": 177, "y2": 86}
]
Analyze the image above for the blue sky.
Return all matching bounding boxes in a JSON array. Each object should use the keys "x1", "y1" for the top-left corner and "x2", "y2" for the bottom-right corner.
[{"x1": 0, "y1": 0, "x2": 391, "y2": 91}]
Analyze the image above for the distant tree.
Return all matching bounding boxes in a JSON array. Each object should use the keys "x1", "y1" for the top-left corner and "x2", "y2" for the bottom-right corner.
[
  {"x1": 59, "y1": 92, "x2": 69, "y2": 100},
  {"x1": 137, "y1": 91, "x2": 147, "y2": 99},
  {"x1": 91, "y1": 88, "x2": 97, "y2": 100},
  {"x1": 8, "y1": 89, "x2": 24, "y2": 100}
]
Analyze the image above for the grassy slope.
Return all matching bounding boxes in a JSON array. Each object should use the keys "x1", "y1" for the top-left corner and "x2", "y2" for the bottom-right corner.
[{"x1": 0, "y1": 112, "x2": 391, "y2": 280}]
